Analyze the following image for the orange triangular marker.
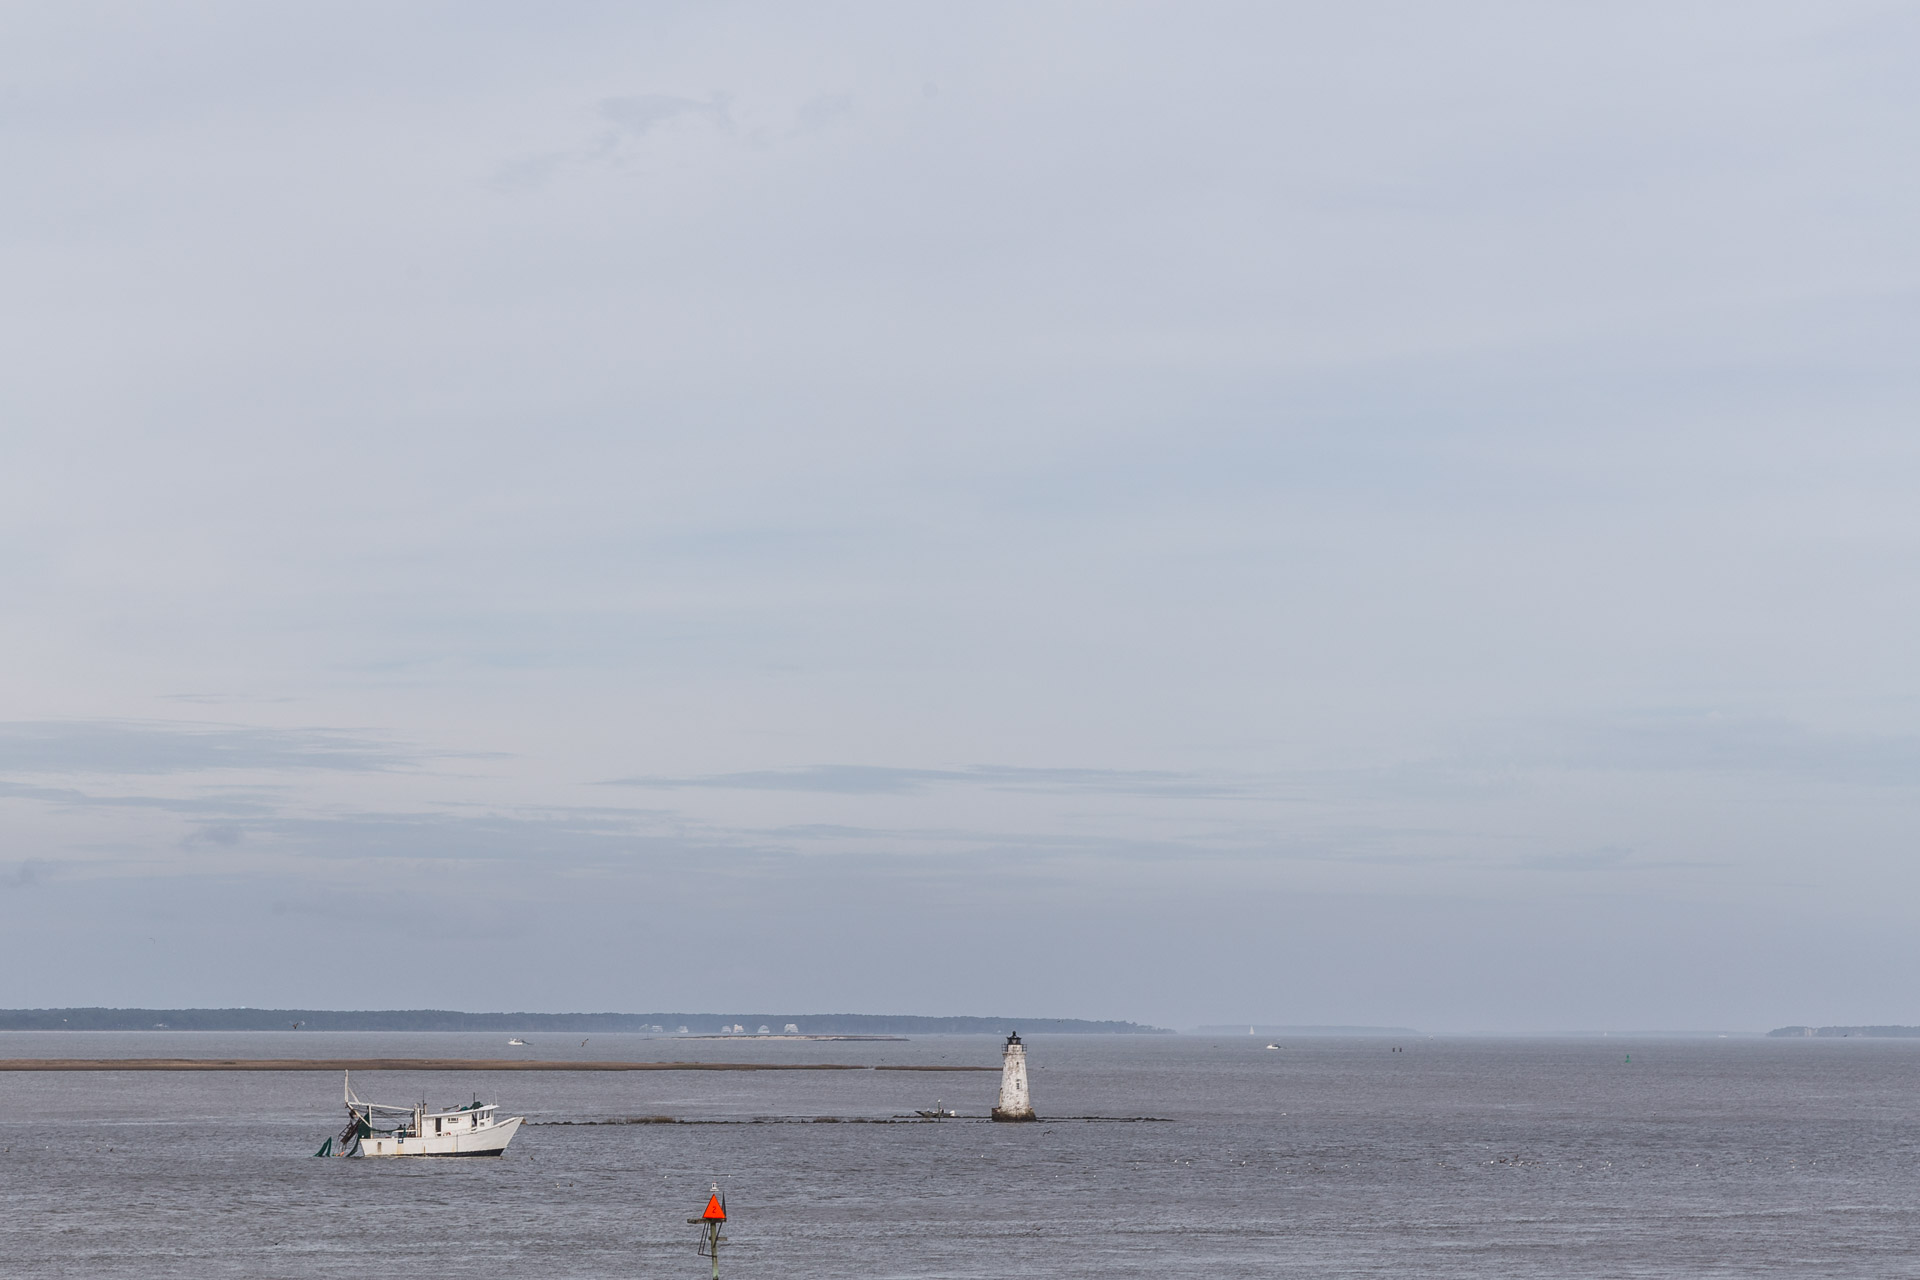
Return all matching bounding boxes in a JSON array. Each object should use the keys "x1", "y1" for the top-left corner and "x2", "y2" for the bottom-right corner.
[{"x1": 702, "y1": 1195, "x2": 726, "y2": 1221}]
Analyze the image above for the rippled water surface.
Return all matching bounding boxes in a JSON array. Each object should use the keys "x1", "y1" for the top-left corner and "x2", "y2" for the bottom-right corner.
[{"x1": 4, "y1": 1031, "x2": 1919, "y2": 1277}]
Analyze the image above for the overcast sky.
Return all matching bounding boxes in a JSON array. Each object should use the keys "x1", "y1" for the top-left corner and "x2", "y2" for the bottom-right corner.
[{"x1": 3, "y1": 2, "x2": 1918, "y2": 1030}]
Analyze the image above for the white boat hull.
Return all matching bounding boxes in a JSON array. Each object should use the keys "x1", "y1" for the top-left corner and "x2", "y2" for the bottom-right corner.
[{"x1": 358, "y1": 1115, "x2": 523, "y2": 1157}]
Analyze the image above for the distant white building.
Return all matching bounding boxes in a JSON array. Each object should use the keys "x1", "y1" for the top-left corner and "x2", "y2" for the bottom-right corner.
[{"x1": 784, "y1": 1023, "x2": 799, "y2": 1034}]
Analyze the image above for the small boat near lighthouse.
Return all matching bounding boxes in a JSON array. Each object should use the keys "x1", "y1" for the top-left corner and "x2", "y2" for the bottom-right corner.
[{"x1": 317, "y1": 1072, "x2": 524, "y2": 1157}]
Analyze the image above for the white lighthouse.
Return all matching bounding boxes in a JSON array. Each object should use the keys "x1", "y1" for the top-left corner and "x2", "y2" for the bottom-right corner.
[{"x1": 991, "y1": 1031, "x2": 1036, "y2": 1121}]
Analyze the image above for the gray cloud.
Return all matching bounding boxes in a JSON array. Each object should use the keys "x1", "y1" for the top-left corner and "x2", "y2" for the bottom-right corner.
[
  {"x1": 599, "y1": 92, "x2": 732, "y2": 139},
  {"x1": 158, "y1": 694, "x2": 296, "y2": 705},
  {"x1": 0, "y1": 778, "x2": 280, "y2": 816},
  {"x1": 491, "y1": 90, "x2": 748, "y2": 193},
  {"x1": 1513, "y1": 713, "x2": 1920, "y2": 788},
  {"x1": 792, "y1": 92, "x2": 852, "y2": 135},
  {"x1": 600, "y1": 763, "x2": 1244, "y2": 798},
  {"x1": 246, "y1": 807, "x2": 737, "y2": 869},
  {"x1": 2, "y1": 859, "x2": 49, "y2": 889},
  {"x1": 489, "y1": 151, "x2": 569, "y2": 193},
  {"x1": 1514, "y1": 846, "x2": 1725, "y2": 875},
  {"x1": 0, "y1": 721, "x2": 412, "y2": 776},
  {"x1": 1514, "y1": 845, "x2": 1636, "y2": 873}
]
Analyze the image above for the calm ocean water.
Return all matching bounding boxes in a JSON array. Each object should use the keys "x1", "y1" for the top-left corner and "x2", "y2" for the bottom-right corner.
[{"x1": 3, "y1": 1031, "x2": 1918, "y2": 1277}]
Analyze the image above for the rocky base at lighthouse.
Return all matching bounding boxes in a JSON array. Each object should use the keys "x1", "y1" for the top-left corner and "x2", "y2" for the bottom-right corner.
[{"x1": 990, "y1": 1031, "x2": 1036, "y2": 1121}]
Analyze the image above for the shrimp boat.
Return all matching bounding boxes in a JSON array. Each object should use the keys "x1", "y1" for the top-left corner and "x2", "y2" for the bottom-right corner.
[{"x1": 316, "y1": 1072, "x2": 524, "y2": 1157}]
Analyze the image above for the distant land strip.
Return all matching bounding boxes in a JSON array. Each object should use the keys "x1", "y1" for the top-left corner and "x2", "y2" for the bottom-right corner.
[
  {"x1": 0, "y1": 1059, "x2": 999, "y2": 1073},
  {"x1": 1194, "y1": 1025, "x2": 1420, "y2": 1037},
  {"x1": 1767, "y1": 1025, "x2": 1920, "y2": 1038},
  {"x1": 0, "y1": 1008, "x2": 1169, "y2": 1034}
]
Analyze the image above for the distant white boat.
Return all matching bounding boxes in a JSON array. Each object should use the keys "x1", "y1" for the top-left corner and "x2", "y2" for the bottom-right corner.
[
  {"x1": 507, "y1": 1037, "x2": 527, "y2": 1046},
  {"x1": 319, "y1": 1072, "x2": 523, "y2": 1158}
]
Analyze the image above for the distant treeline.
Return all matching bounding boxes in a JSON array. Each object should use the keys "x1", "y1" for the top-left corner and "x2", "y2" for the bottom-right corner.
[
  {"x1": 1194, "y1": 1025, "x2": 1420, "y2": 1037},
  {"x1": 1767, "y1": 1025, "x2": 1920, "y2": 1038},
  {"x1": 0, "y1": 1008, "x2": 1170, "y2": 1034}
]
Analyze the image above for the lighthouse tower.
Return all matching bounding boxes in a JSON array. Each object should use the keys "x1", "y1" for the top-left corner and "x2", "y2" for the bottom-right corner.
[{"x1": 991, "y1": 1031, "x2": 1036, "y2": 1121}]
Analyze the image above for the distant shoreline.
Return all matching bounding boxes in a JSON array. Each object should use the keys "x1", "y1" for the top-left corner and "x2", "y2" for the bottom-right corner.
[
  {"x1": 0, "y1": 1008, "x2": 1169, "y2": 1035},
  {"x1": 0, "y1": 1058, "x2": 999, "y2": 1072},
  {"x1": 1767, "y1": 1025, "x2": 1920, "y2": 1038},
  {"x1": 1194, "y1": 1025, "x2": 1421, "y2": 1037},
  {"x1": 673, "y1": 1034, "x2": 906, "y2": 1041}
]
